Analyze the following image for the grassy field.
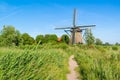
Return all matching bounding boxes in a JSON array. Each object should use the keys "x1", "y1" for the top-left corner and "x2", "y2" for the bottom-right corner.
[
  {"x1": 0, "y1": 44, "x2": 70, "y2": 80},
  {"x1": 74, "y1": 45, "x2": 120, "y2": 80},
  {"x1": 0, "y1": 44, "x2": 120, "y2": 80}
]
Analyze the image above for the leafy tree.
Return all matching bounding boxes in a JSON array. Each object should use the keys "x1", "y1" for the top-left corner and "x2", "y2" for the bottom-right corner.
[
  {"x1": 21, "y1": 33, "x2": 34, "y2": 45},
  {"x1": 29, "y1": 37, "x2": 35, "y2": 45},
  {"x1": 0, "y1": 35, "x2": 4, "y2": 46},
  {"x1": 95, "y1": 38, "x2": 103, "y2": 45},
  {"x1": 84, "y1": 28, "x2": 95, "y2": 45},
  {"x1": 49, "y1": 34, "x2": 58, "y2": 42},
  {"x1": 115, "y1": 42, "x2": 119, "y2": 46},
  {"x1": 44, "y1": 34, "x2": 58, "y2": 43},
  {"x1": 61, "y1": 34, "x2": 70, "y2": 44},
  {"x1": 44, "y1": 34, "x2": 50, "y2": 43},
  {"x1": 104, "y1": 42, "x2": 110, "y2": 46},
  {"x1": 13, "y1": 30, "x2": 22, "y2": 46},
  {"x1": 0, "y1": 25, "x2": 21, "y2": 46},
  {"x1": 36, "y1": 35, "x2": 44, "y2": 44}
]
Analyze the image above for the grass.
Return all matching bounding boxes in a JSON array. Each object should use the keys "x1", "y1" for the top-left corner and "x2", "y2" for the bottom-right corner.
[
  {"x1": 0, "y1": 44, "x2": 120, "y2": 80},
  {"x1": 74, "y1": 45, "x2": 120, "y2": 80},
  {"x1": 0, "y1": 45, "x2": 70, "y2": 80}
]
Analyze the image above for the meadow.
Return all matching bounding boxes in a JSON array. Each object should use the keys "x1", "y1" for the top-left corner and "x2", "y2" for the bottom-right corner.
[
  {"x1": 0, "y1": 44, "x2": 120, "y2": 80},
  {"x1": 0, "y1": 44, "x2": 70, "y2": 80},
  {"x1": 74, "y1": 45, "x2": 120, "y2": 80}
]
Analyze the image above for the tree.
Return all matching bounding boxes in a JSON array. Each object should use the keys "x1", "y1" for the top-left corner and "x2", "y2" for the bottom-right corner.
[
  {"x1": 49, "y1": 34, "x2": 58, "y2": 42},
  {"x1": 115, "y1": 42, "x2": 119, "y2": 46},
  {"x1": 29, "y1": 37, "x2": 35, "y2": 45},
  {"x1": 36, "y1": 35, "x2": 44, "y2": 44},
  {"x1": 44, "y1": 34, "x2": 58, "y2": 43},
  {"x1": 84, "y1": 28, "x2": 95, "y2": 45},
  {"x1": 104, "y1": 42, "x2": 110, "y2": 46},
  {"x1": 0, "y1": 35, "x2": 4, "y2": 46},
  {"x1": 13, "y1": 30, "x2": 22, "y2": 46},
  {"x1": 95, "y1": 38, "x2": 103, "y2": 45},
  {"x1": 0, "y1": 25, "x2": 21, "y2": 46},
  {"x1": 61, "y1": 34, "x2": 70, "y2": 44},
  {"x1": 21, "y1": 33, "x2": 34, "y2": 45},
  {"x1": 44, "y1": 34, "x2": 50, "y2": 43}
]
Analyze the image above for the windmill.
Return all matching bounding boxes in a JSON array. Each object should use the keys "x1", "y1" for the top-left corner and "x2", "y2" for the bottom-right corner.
[{"x1": 55, "y1": 9, "x2": 96, "y2": 44}]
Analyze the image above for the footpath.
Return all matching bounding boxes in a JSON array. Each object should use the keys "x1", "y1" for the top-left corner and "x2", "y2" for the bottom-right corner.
[{"x1": 67, "y1": 55, "x2": 79, "y2": 80}]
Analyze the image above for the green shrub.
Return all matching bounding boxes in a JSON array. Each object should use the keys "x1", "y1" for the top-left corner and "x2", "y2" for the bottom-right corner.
[
  {"x1": 61, "y1": 34, "x2": 70, "y2": 44},
  {"x1": 112, "y1": 46, "x2": 118, "y2": 51}
]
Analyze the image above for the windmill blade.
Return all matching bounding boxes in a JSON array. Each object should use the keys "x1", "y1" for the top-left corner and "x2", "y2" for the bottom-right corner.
[
  {"x1": 80, "y1": 28, "x2": 87, "y2": 30},
  {"x1": 76, "y1": 25, "x2": 96, "y2": 28},
  {"x1": 64, "y1": 30, "x2": 71, "y2": 37},
  {"x1": 55, "y1": 27, "x2": 72, "y2": 30},
  {"x1": 73, "y1": 8, "x2": 76, "y2": 27}
]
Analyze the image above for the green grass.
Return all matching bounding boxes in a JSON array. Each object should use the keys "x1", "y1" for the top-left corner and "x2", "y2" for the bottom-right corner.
[
  {"x1": 0, "y1": 46, "x2": 70, "y2": 80},
  {"x1": 0, "y1": 44, "x2": 120, "y2": 80},
  {"x1": 74, "y1": 45, "x2": 120, "y2": 80}
]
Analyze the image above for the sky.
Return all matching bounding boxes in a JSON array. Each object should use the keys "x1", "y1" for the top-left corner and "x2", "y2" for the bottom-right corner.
[{"x1": 0, "y1": 0, "x2": 120, "y2": 44}]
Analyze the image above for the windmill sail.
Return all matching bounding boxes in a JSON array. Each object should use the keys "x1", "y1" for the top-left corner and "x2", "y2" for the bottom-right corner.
[{"x1": 55, "y1": 27, "x2": 72, "y2": 29}]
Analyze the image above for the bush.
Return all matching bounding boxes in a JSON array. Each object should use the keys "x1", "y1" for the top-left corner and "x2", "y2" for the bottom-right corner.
[
  {"x1": 95, "y1": 38, "x2": 103, "y2": 45},
  {"x1": 112, "y1": 46, "x2": 118, "y2": 51},
  {"x1": 44, "y1": 34, "x2": 58, "y2": 43},
  {"x1": 61, "y1": 34, "x2": 70, "y2": 44}
]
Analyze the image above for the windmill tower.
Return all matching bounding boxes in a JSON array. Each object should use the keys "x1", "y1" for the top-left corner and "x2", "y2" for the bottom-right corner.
[{"x1": 55, "y1": 9, "x2": 96, "y2": 44}]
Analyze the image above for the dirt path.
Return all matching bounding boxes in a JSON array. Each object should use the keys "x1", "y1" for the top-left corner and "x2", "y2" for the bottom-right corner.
[{"x1": 67, "y1": 55, "x2": 79, "y2": 80}]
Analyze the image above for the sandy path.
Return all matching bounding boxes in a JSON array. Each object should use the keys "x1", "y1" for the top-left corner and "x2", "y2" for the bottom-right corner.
[{"x1": 67, "y1": 55, "x2": 79, "y2": 80}]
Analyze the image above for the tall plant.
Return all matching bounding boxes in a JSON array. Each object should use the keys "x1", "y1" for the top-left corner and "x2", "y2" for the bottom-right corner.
[{"x1": 83, "y1": 28, "x2": 95, "y2": 45}]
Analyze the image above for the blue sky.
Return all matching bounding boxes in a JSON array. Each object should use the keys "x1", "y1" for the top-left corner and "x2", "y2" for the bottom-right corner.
[{"x1": 0, "y1": 0, "x2": 120, "y2": 44}]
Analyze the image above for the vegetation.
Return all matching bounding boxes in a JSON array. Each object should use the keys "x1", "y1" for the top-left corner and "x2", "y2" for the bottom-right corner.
[
  {"x1": 84, "y1": 28, "x2": 95, "y2": 45},
  {"x1": 21, "y1": 33, "x2": 35, "y2": 45},
  {"x1": 35, "y1": 35, "x2": 44, "y2": 44},
  {"x1": 0, "y1": 25, "x2": 120, "y2": 80},
  {"x1": 0, "y1": 45, "x2": 70, "y2": 80},
  {"x1": 0, "y1": 26, "x2": 68, "y2": 46},
  {"x1": 44, "y1": 34, "x2": 58, "y2": 43},
  {"x1": 0, "y1": 25, "x2": 21, "y2": 46},
  {"x1": 95, "y1": 38, "x2": 103, "y2": 45},
  {"x1": 0, "y1": 44, "x2": 119, "y2": 80},
  {"x1": 74, "y1": 45, "x2": 120, "y2": 80},
  {"x1": 61, "y1": 34, "x2": 70, "y2": 44},
  {"x1": 112, "y1": 46, "x2": 118, "y2": 50}
]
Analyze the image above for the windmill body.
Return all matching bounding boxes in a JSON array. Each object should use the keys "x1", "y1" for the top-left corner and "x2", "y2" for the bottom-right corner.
[
  {"x1": 69, "y1": 28, "x2": 82, "y2": 44},
  {"x1": 55, "y1": 9, "x2": 96, "y2": 44}
]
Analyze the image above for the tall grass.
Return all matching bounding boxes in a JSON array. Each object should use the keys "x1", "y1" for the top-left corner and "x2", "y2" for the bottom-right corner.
[
  {"x1": 0, "y1": 47, "x2": 69, "y2": 80},
  {"x1": 0, "y1": 44, "x2": 120, "y2": 80},
  {"x1": 74, "y1": 45, "x2": 120, "y2": 80}
]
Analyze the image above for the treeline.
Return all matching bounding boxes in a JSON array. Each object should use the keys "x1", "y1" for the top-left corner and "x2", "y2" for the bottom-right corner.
[
  {"x1": 0, "y1": 25, "x2": 119, "y2": 47},
  {"x1": 0, "y1": 25, "x2": 70, "y2": 47}
]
